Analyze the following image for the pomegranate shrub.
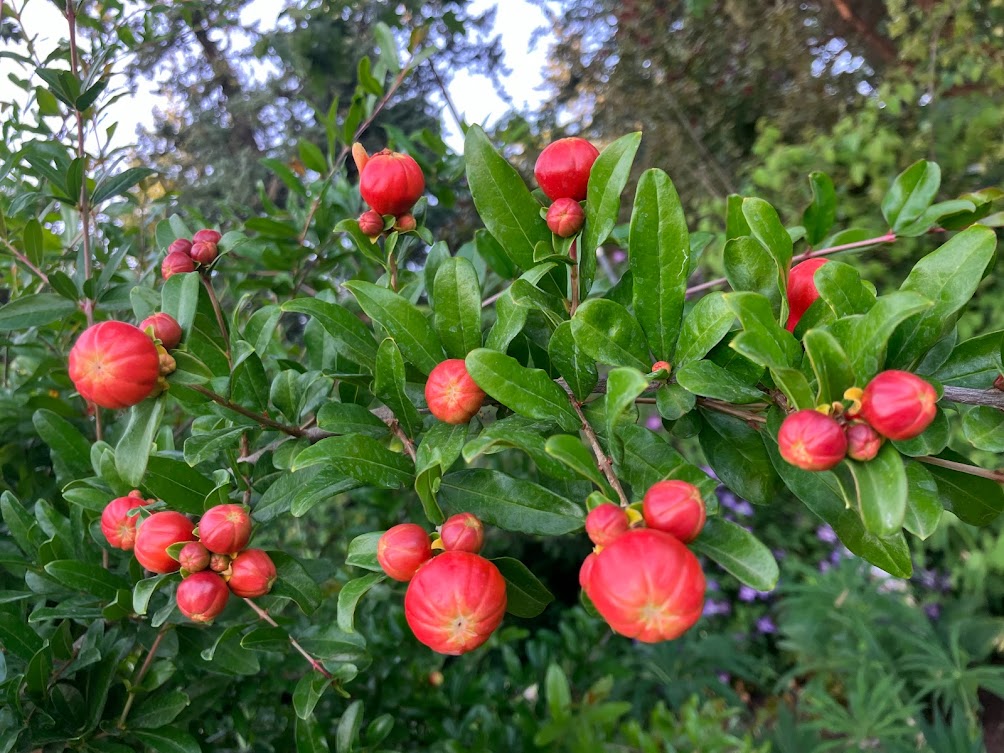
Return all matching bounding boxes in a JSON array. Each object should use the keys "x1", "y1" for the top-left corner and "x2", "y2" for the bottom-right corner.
[{"x1": 1, "y1": 12, "x2": 1003, "y2": 751}]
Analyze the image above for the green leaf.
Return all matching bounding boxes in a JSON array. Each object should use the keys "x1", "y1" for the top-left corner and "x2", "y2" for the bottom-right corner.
[
  {"x1": 336, "y1": 700, "x2": 363, "y2": 753},
  {"x1": 843, "y1": 291, "x2": 931, "y2": 382},
  {"x1": 433, "y1": 257, "x2": 482, "y2": 358},
  {"x1": 604, "y1": 367, "x2": 650, "y2": 460},
  {"x1": 493, "y1": 557, "x2": 554, "y2": 618},
  {"x1": 742, "y1": 198, "x2": 792, "y2": 316},
  {"x1": 373, "y1": 339, "x2": 422, "y2": 438},
  {"x1": 346, "y1": 532, "x2": 383, "y2": 572},
  {"x1": 570, "y1": 298, "x2": 650, "y2": 371},
  {"x1": 133, "y1": 574, "x2": 171, "y2": 615},
  {"x1": 337, "y1": 574, "x2": 384, "y2": 633},
  {"x1": 724, "y1": 236, "x2": 783, "y2": 318},
  {"x1": 656, "y1": 383, "x2": 696, "y2": 421},
  {"x1": 882, "y1": 160, "x2": 940, "y2": 232},
  {"x1": 438, "y1": 469, "x2": 584, "y2": 535},
  {"x1": 0, "y1": 293, "x2": 76, "y2": 330},
  {"x1": 282, "y1": 298, "x2": 377, "y2": 372},
  {"x1": 465, "y1": 348, "x2": 579, "y2": 431},
  {"x1": 414, "y1": 421, "x2": 468, "y2": 524},
  {"x1": 33, "y1": 409, "x2": 92, "y2": 479},
  {"x1": 847, "y1": 443, "x2": 907, "y2": 536},
  {"x1": 674, "y1": 292, "x2": 735, "y2": 366},
  {"x1": 465, "y1": 124, "x2": 550, "y2": 272},
  {"x1": 129, "y1": 690, "x2": 190, "y2": 729},
  {"x1": 269, "y1": 551, "x2": 323, "y2": 615},
  {"x1": 892, "y1": 408, "x2": 949, "y2": 457},
  {"x1": 931, "y1": 331, "x2": 1004, "y2": 388},
  {"x1": 0, "y1": 611, "x2": 44, "y2": 660},
  {"x1": 115, "y1": 398, "x2": 166, "y2": 486},
  {"x1": 548, "y1": 321, "x2": 597, "y2": 401},
  {"x1": 132, "y1": 727, "x2": 203, "y2": 753},
  {"x1": 91, "y1": 167, "x2": 154, "y2": 204},
  {"x1": 581, "y1": 132, "x2": 642, "y2": 294},
  {"x1": 834, "y1": 510, "x2": 913, "y2": 578},
  {"x1": 25, "y1": 644, "x2": 52, "y2": 699},
  {"x1": 887, "y1": 226, "x2": 997, "y2": 369},
  {"x1": 291, "y1": 435, "x2": 413, "y2": 488},
  {"x1": 926, "y1": 453, "x2": 1004, "y2": 527},
  {"x1": 962, "y1": 406, "x2": 1004, "y2": 452},
  {"x1": 161, "y1": 271, "x2": 201, "y2": 337},
  {"x1": 770, "y1": 367, "x2": 815, "y2": 411},
  {"x1": 544, "y1": 435, "x2": 610, "y2": 491},
  {"x1": 143, "y1": 455, "x2": 217, "y2": 515},
  {"x1": 903, "y1": 461, "x2": 943, "y2": 540},
  {"x1": 293, "y1": 673, "x2": 330, "y2": 720},
  {"x1": 1, "y1": 490, "x2": 45, "y2": 555},
  {"x1": 802, "y1": 171, "x2": 836, "y2": 246},
  {"x1": 183, "y1": 426, "x2": 246, "y2": 467},
  {"x1": 814, "y1": 261, "x2": 877, "y2": 318},
  {"x1": 43, "y1": 560, "x2": 130, "y2": 600},
  {"x1": 628, "y1": 168, "x2": 689, "y2": 361},
  {"x1": 343, "y1": 281, "x2": 444, "y2": 375},
  {"x1": 802, "y1": 330, "x2": 855, "y2": 404},
  {"x1": 691, "y1": 518, "x2": 779, "y2": 591},
  {"x1": 699, "y1": 411, "x2": 780, "y2": 505},
  {"x1": 675, "y1": 360, "x2": 763, "y2": 404},
  {"x1": 725, "y1": 292, "x2": 801, "y2": 369},
  {"x1": 315, "y1": 403, "x2": 388, "y2": 438},
  {"x1": 295, "y1": 715, "x2": 330, "y2": 753}
]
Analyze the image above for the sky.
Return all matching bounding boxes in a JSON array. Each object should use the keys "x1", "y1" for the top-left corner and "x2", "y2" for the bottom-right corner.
[{"x1": 1, "y1": 0, "x2": 553, "y2": 153}]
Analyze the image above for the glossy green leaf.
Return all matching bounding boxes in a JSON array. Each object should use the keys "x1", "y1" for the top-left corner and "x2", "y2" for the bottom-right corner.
[
  {"x1": 931, "y1": 331, "x2": 1004, "y2": 388},
  {"x1": 433, "y1": 256, "x2": 482, "y2": 358},
  {"x1": 132, "y1": 728, "x2": 203, "y2": 753},
  {"x1": 0, "y1": 611, "x2": 44, "y2": 660},
  {"x1": 343, "y1": 281, "x2": 444, "y2": 375},
  {"x1": 91, "y1": 167, "x2": 155, "y2": 204},
  {"x1": 813, "y1": 261, "x2": 876, "y2": 318},
  {"x1": 675, "y1": 360, "x2": 763, "y2": 404},
  {"x1": 927, "y1": 452, "x2": 1004, "y2": 527},
  {"x1": 438, "y1": 469, "x2": 583, "y2": 535},
  {"x1": 581, "y1": 132, "x2": 642, "y2": 294},
  {"x1": 892, "y1": 408, "x2": 949, "y2": 457},
  {"x1": 465, "y1": 124, "x2": 549, "y2": 272},
  {"x1": 43, "y1": 560, "x2": 130, "y2": 600},
  {"x1": 656, "y1": 383, "x2": 696, "y2": 421},
  {"x1": 570, "y1": 298, "x2": 650, "y2": 371},
  {"x1": 699, "y1": 411, "x2": 779, "y2": 505},
  {"x1": 962, "y1": 406, "x2": 1004, "y2": 452},
  {"x1": 674, "y1": 292, "x2": 735, "y2": 366},
  {"x1": 0, "y1": 293, "x2": 76, "y2": 330},
  {"x1": 691, "y1": 517, "x2": 779, "y2": 591},
  {"x1": 742, "y1": 197, "x2": 792, "y2": 316},
  {"x1": 802, "y1": 330, "x2": 854, "y2": 404},
  {"x1": 725, "y1": 292, "x2": 801, "y2": 369},
  {"x1": 548, "y1": 321, "x2": 598, "y2": 401},
  {"x1": 129, "y1": 690, "x2": 190, "y2": 729},
  {"x1": 604, "y1": 367, "x2": 649, "y2": 459},
  {"x1": 282, "y1": 298, "x2": 378, "y2": 372},
  {"x1": 629, "y1": 168, "x2": 689, "y2": 361},
  {"x1": 544, "y1": 434, "x2": 609, "y2": 491},
  {"x1": 881, "y1": 160, "x2": 940, "y2": 231},
  {"x1": 802, "y1": 171, "x2": 836, "y2": 245},
  {"x1": 903, "y1": 461, "x2": 943, "y2": 540},
  {"x1": 724, "y1": 236, "x2": 782, "y2": 318},
  {"x1": 33, "y1": 409, "x2": 91, "y2": 480},
  {"x1": 845, "y1": 291, "x2": 931, "y2": 381},
  {"x1": 337, "y1": 573, "x2": 384, "y2": 633},
  {"x1": 834, "y1": 509, "x2": 913, "y2": 578},
  {"x1": 269, "y1": 551, "x2": 323, "y2": 615},
  {"x1": 493, "y1": 557, "x2": 554, "y2": 618},
  {"x1": 373, "y1": 338, "x2": 422, "y2": 438},
  {"x1": 115, "y1": 398, "x2": 166, "y2": 486},
  {"x1": 291, "y1": 435, "x2": 413, "y2": 488},
  {"x1": 847, "y1": 443, "x2": 907, "y2": 536},
  {"x1": 466, "y1": 348, "x2": 579, "y2": 431},
  {"x1": 293, "y1": 673, "x2": 330, "y2": 720}
]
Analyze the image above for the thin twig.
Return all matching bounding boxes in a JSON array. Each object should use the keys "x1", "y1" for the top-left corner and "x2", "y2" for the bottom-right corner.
[
  {"x1": 697, "y1": 398, "x2": 768, "y2": 425},
  {"x1": 66, "y1": 1, "x2": 93, "y2": 328},
  {"x1": 243, "y1": 598, "x2": 333, "y2": 680},
  {"x1": 118, "y1": 626, "x2": 170, "y2": 728},
  {"x1": 568, "y1": 396, "x2": 630, "y2": 507},
  {"x1": 386, "y1": 419, "x2": 417, "y2": 462},
  {"x1": 684, "y1": 232, "x2": 899, "y2": 299},
  {"x1": 917, "y1": 455, "x2": 1004, "y2": 483},
  {"x1": 0, "y1": 235, "x2": 50, "y2": 284},
  {"x1": 201, "y1": 273, "x2": 231, "y2": 362},
  {"x1": 481, "y1": 289, "x2": 505, "y2": 309},
  {"x1": 428, "y1": 60, "x2": 464, "y2": 134},
  {"x1": 191, "y1": 385, "x2": 312, "y2": 437},
  {"x1": 941, "y1": 386, "x2": 1004, "y2": 410}
]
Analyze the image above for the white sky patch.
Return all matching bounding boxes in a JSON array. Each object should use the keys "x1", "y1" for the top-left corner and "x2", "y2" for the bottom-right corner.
[{"x1": 1, "y1": 0, "x2": 552, "y2": 154}]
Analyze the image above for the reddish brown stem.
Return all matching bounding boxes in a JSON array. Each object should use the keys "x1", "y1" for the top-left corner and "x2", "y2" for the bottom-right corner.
[
  {"x1": 118, "y1": 626, "x2": 170, "y2": 728},
  {"x1": 917, "y1": 455, "x2": 1004, "y2": 483},
  {"x1": 243, "y1": 598, "x2": 333, "y2": 679}
]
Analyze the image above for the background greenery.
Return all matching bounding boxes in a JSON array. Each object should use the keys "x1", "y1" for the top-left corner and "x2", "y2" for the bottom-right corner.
[{"x1": 1, "y1": 0, "x2": 1003, "y2": 751}]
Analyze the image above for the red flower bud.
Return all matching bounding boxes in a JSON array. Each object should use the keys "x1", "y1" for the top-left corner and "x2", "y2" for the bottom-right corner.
[
  {"x1": 168, "y1": 238, "x2": 193, "y2": 255},
  {"x1": 190, "y1": 240, "x2": 218, "y2": 265},
  {"x1": 534, "y1": 137, "x2": 600, "y2": 202},
  {"x1": 139, "y1": 312, "x2": 183, "y2": 350},
  {"x1": 100, "y1": 490, "x2": 151, "y2": 550},
  {"x1": 359, "y1": 149, "x2": 425, "y2": 216},
  {"x1": 178, "y1": 541, "x2": 211, "y2": 572},
  {"x1": 193, "y1": 229, "x2": 222, "y2": 245},
  {"x1": 778, "y1": 409, "x2": 848, "y2": 471},
  {"x1": 995, "y1": 374, "x2": 1004, "y2": 392},
  {"x1": 845, "y1": 421, "x2": 883, "y2": 462},
  {"x1": 579, "y1": 552, "x2": 598, "y2": 593},
  {"x1": 545, "y1": 198, "x2": 585, "y2": 238},
  {"x1": 651, "y1": 361, "x2": 672, "y2": 375},
  {"x1": 358, "y1": 210, "x2": 384, "y2": 238},
  {"x1": 404, "y1": 551, "x2": 506, "y2": 655},
  {"x1": 68, "y1": 321, "x2": 161, "y2": 409},
  {"x1": 134, "y1": 511, "x2": 196, "y2": 574},
  {"x1": 439, "y1": 512, "x2": 485, "y2": 554},
  {"x1": 394, "y1": 213, "x2": 417, "y2": 232},
  {"x1": 377, "y1": 523, "x2": 432, "y2": 582},
  {"x1": 642, "y1": 480, "x2": 706, "y2": 543},
  {"x1": 785, "y1": 258, "x2": 829, "y2": 332},
  {"x1": 859, "y1": 370, "x2": 938, "y2": 441},
  {"x1": 176, "y1": 571, "x2": 229, "y2": 623},
  {"x1": 226, "y1": 549, "x2": 277, "y2": 598},
  {"x1": 198, "y1": 504, "x2": 252, "y2": 555},
  {"x1": 162, "y1": 250, "x2": 195, "y2": 279},
  {"x1": 425, "y1": 359, "x2": 486, "y2": 425},
  {"x1": 210, "y1": 553, "x2": 232, "y2": 573},
  {"x1": 585, "y1": 503, "x2": 630, "y2": 547},
  {"x1": 587, "y1": 528, "x2": 705, "y2": 643}
]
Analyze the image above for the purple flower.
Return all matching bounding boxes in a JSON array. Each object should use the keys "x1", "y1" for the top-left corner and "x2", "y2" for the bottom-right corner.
[
  {"x1": 702, "y1": 599, "x2": 731, "y2": 617},
  {"x1": 610, "y1": 249, "x2": 627, "y2": 263},
  {"x1": 732, "y1": 500, "x2": 754, "y2": 517},
  {"x1": 706, "y1": 579, "x2": 720, "y2": 592},
  {"x1": 816, "y1": 524, "x2": 838, "y2": 544},
  {"x1": 645, "y1": 414, "x2": 662, "y2": 431},
  {"x1": 701, "y1": 465, "x2": 719, "y2": 481},
  {"x1": 717, "y1": 672, "x2": 731, "y2": 685},
  {"x1": 756, "y1": 616, "x2": 777, "y2": 634},
  {"x1": 924, "y1": 603, "x2": 941, "y2": 620},
  {"x1": 820, "y1": 561, "x2": 832, "y2": 573},
  {"x1": 738, "y1": 585, "x2": 758, "y2": 602},
  {"x1": 772, "y1": 548, "x2": 787, "y2": 560}
]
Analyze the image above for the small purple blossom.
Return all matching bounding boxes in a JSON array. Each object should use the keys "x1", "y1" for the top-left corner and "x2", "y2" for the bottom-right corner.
[
  {"x1": 717, "y1": 672, "x2": 731, "y2": 685},
  {"x1": 702, "y1": 599, "x2": 731, "y2": 617},
  {"x1": 756, "y1": 616, "x2": 777, "y2": 634},
  {"x1": 645, "y1": 414, "x2": 662, "y2": 431},
  {"x1": 610, "y1": 249, "x2": 627, "y2": 263},
  {"x1": 706, "y1": 579, "x2": 720, "y2": 592},
  {"x1": 731, "y1": 500, "x2": 754, "y2": 517},
  {"x1": 924, "y1": 603, "x2": 941, "y2": 621},
  {"x1": 738, "y1": 585, "x2": 758, "y2": 602},
  {"x1": 816, "y1": 524, "x2": 838, "y2": 544},
  {"x1": 772, "y1": 548, "x2": 787, "y2": 560},
  {"x1": 820, "y1": 561, "x2": 832, "y2": 573}
]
